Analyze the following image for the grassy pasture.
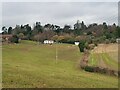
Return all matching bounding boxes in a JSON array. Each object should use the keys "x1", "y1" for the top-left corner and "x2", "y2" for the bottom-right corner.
[
  {"x1": 89, "y1": 44, "x2": 119, "y2": 71},
  {"x1": 2, "y1": 40, "x2": 118, "y2": 88}
]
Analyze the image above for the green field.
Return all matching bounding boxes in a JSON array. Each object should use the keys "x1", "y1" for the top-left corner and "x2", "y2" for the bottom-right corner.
[{"x1": 2, "y1": 40, "x2": 118, "y2": 88}]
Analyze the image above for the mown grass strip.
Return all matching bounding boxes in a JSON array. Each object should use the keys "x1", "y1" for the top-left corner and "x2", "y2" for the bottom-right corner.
[
  {"x1": 104, "y1": 53, "x2": 118, "y2": 70},
  {"x1": 88, "y1": 52, "x2": 98, "y2": 66},
  {"x1": 101, "y1": 53, "x2": 118, "y2": 70}
]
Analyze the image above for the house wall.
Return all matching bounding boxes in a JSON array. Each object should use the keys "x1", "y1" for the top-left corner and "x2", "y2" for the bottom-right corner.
[
  {"x1": 75, "y1": 42, "x2": 79, "y2": 45},
  {"x1": 44, "y1": 40, "x2": 54, "y2": 44}
]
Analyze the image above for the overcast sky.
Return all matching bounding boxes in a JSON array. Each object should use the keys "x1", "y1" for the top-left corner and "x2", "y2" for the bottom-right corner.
[{"x1": 2, "y1": 2, "x2": 118, "y2": 29}]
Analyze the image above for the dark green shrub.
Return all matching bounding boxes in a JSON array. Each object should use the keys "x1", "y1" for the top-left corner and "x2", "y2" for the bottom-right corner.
[
  {"x1": 94, "y1": 42, "x2": 98, "y2": 46},
  {"x1": 78, "y1": 41, "x2": 86, "y2": 52},
  {"x1": 84, "y1": 66, "x2": 94, "y2": 72},
  {"x1": 10, "y1": 35, "x2": 19, "y2": 43},
  {"x1": 87, "y1": 31, "x2": 92, "y2": 35},
  {"x1": 110, "y1": 38, "x2": 116, "y2": 43},
  {"x1": 85, "y1": 42, "x2": 89, "y2": 49},
  {"x1": 105, "y1": 39, "x2": 110, "y2": 44}
]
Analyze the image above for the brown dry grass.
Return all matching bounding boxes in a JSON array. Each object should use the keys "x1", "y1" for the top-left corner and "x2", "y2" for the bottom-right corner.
[
  {"x1": 93, "y1": 44, "x2": 118, "y2": 54},
  {"x1": 91, "y1": 43, "x2": 118, "y2": 70}
]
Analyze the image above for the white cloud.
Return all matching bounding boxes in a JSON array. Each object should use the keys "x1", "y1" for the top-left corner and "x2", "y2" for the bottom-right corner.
[
  {"x1": 2, "y1": 2, "x2": 118, "y2": 29},
  {"x1": 1, "y1": 0, "x2": 120, "y2": 2}
]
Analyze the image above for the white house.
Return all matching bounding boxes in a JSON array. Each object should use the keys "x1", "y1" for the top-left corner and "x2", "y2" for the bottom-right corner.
[
  {"x1": 44, "y1": 40, "x2": 54, "y2": 44},
  {"x1": 116, "y1": 38, "x2": 120, "y2": 43},
  {"x1": 75, "y1": 42, "x2": 79, "y2": 45}
]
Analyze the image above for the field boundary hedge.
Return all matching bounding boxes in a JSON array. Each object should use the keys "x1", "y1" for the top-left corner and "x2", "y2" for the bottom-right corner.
[{"x1": 80, "y1": 51, "x2": 119, "y2": 77}]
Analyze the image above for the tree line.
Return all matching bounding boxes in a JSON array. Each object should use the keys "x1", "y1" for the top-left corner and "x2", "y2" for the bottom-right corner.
[{"x1": 2, "y1": 20, "x2": 120, "y2": 45}]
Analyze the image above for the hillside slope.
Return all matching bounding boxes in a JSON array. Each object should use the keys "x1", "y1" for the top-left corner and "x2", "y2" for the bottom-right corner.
[{"x1": 2, "y1": 41, "x2": 118, "y2": 88}]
